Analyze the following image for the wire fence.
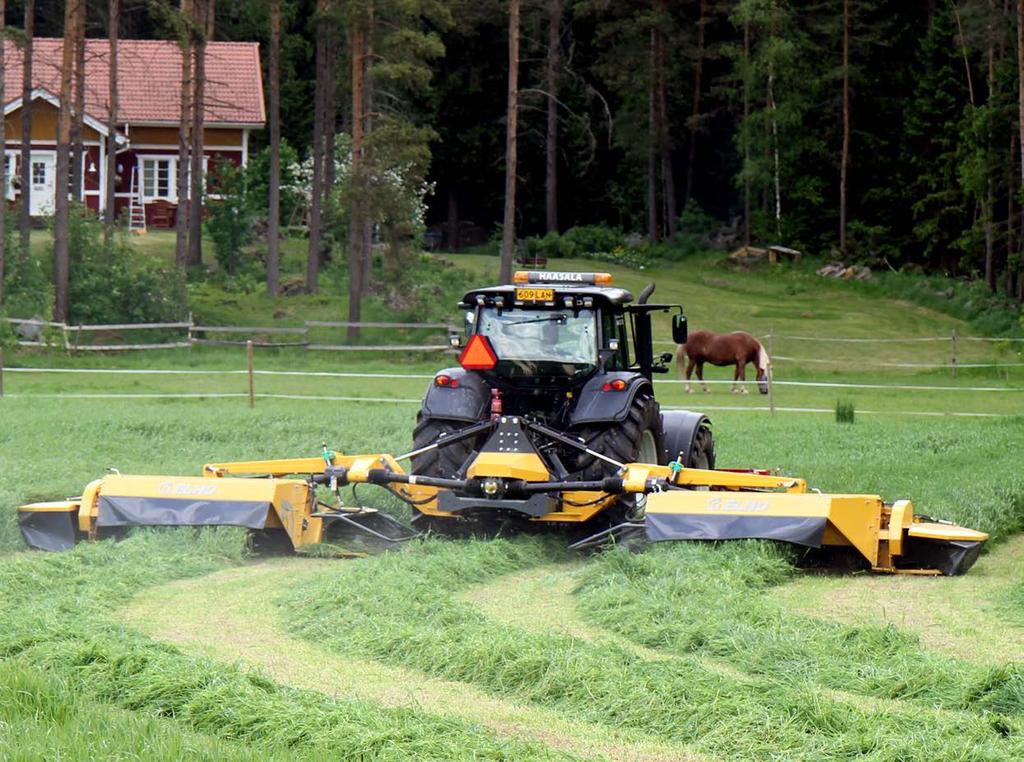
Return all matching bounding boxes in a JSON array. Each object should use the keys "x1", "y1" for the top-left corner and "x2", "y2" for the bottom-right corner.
[
  {"x1": 2, "y1": 316, "x2": 457, "y2": 352},
  {"x1": 655, "y1": 329, "x2": 1024, "y2": 375},
  {"x1": 2, "y1": 318, "x2": 1022, "y2": 417},
  {"x1": 2, "y1": 358, "x2": 1021, "y2": 418}
]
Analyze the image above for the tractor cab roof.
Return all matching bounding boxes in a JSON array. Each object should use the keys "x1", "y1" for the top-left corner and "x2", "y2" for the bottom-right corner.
[{"x1": 459, "y1": 271, "x2": 634, "y2": 309}]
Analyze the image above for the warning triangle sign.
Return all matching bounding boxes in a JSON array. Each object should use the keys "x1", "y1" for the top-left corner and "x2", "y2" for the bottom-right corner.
[{"x1": 459, "y1": 334, "x2": 498, "y2": 370}]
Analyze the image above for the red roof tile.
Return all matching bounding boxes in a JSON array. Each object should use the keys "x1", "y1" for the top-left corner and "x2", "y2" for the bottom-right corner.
[{"x1": 4, "y1": 38, "x2": 265, "y2": 126}]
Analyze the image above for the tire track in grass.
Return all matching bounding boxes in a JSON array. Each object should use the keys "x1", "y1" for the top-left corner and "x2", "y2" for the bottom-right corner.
[
  {"x1": 771, "y1": 535, "x2": 1024, "y2": 664},
  {"x1": 121, "y1": 557, "x2": 699, "y2": 762}
]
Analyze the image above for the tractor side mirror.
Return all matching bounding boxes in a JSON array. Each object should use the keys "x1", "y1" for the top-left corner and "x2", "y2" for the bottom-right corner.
[{"x1": 672, "y1": 314, "x2": 688, "y2": 345}]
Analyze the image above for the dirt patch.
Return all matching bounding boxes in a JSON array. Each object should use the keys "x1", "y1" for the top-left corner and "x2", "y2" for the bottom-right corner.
[
  {"x1": 121, "y1": 557, "x2": 697, "y2": 762},
  {"x1": 772, "y1": 536, "x2": 1024, "y2": 664}
]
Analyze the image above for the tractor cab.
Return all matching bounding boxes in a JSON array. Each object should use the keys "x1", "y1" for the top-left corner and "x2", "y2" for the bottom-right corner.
[{"x1": 456, "y1": 271, "x2": 687, "y2": 391}]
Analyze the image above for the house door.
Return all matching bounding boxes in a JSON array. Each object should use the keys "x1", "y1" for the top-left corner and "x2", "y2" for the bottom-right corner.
[{"x1": 29, "y1": 153, "x2": 55, "y2": 216}]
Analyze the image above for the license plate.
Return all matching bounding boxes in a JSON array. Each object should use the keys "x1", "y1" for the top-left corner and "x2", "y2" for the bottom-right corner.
[{"x1": 515, "y1": 287, "x2": 554, "y2": 302}]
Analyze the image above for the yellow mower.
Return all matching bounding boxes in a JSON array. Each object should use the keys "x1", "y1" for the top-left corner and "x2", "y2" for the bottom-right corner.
[{"x1": 18, "y1": 272, "x2": 988, "y2": 575}]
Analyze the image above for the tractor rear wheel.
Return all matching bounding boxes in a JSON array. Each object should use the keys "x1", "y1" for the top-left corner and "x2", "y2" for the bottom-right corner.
[
  {"x1": 569, "y1": 395, "x2": 663, "y2": 524},
  {"x1": 688, "y1": 423, "x2": 715, "y2": 470},
  {"x1": 570, "y1": 394, "x2": 664, "y2": 481},
  {"x1": 410, "y1": 416, "x2": 478, "y2": 479},
  {"x1": 408, "y1": 416, "x2": 480, "y2": 535}
]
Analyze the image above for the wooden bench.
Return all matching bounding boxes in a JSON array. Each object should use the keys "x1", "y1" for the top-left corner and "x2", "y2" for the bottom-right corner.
[{"x1": 515, "y1": 255, "x2": 548, "y2": 269}]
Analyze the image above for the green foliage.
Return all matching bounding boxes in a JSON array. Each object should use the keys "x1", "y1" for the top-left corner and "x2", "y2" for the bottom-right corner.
[
  {"x1": 905, "y1": 8, "x2": 972, "y2": 270},
  {"x1": 574, "y1": 245, "x2": 653, "y2": 271},
  {"x1": 206, "y1": 159, "x2": 256, "y2": 276},
  {"x1": 67, "y1": 207, "x2": 186, "y2": 325},
  {"x1": 245, "y1": 140, "x2": 304, "y2": 226},
  {"x1": 835, "y1": 398, "x2": 855, "y2": 423},
  {"x1": 843, "y1": 219, "x2": 902, "y2": 265},
  {"x1": 522, "y1": 225, "x2": 625, "y2": 260},
  {"x1": 205, "y1": 144, "x2": 304, "y2": 281},
  {"x1": 856, "y1": 267, "x2": 1023, "y2": 337},
  {"x1": 2, "y1": 211, "x2": 48, "y2": 317}
]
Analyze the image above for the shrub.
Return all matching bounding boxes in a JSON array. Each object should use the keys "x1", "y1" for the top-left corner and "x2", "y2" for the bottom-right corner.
[
  {"x1": 67, "y1": 206, "x2": 186, "y2": 325},
  {"x1": 1, "y1": 210, "x2": 49, "y2": 316},
  {"x1": 669, "y1": 202, "x2": 719, "y2": 260},
  {"x1": 205, "y1": 158, "x2": 254, "y2": 275},
  {"x1": 835, "y1": 399, "x2": 855, "y2": 424},
  {"x1": 577, "y1": 245, "x2": 653, "y2": 270},
  {"x1": 561, "y1": 224, "x2": 625, "y2": 254}
]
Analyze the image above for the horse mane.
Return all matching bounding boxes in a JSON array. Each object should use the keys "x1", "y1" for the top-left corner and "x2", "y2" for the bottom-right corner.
[{"x1": 756, "y1": 341, "x2": 770, "y2": 372}]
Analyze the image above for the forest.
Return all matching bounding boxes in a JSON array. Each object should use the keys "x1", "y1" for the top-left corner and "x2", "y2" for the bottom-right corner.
[{"x1": 1, "y1": 0, "x2": 1023, "y2": 325}]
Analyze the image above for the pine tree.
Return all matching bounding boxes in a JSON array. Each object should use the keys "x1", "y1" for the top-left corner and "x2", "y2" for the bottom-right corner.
[
  {"x1": 104, "y1": 0, "x2": 119, "y2": 243},
  {"x1": 266, "y1": 0, "x2": 282, "y2": 296},
  {"x1": 905, "y1": 6, "x2": 973, "y2": 271}
]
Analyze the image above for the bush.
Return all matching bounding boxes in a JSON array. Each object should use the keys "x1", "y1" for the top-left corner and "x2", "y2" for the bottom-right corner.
[
  {"x1": 576, "y1": 245, "x2": 653, "y2": 270},
  {"x1": 67, "y1": 207, "x2": 186, "y2": 325},
  {"x1": 669, "y1": 202, "x2": 718, "y2": 260},
  {"x1": 205, "y1": 159, "x2": 255, "y2": 275},
  {"x1": 560, "y1": 224, "x2": 626, "y2": 255},
  {"x1": 2, "y1": 210, "x2": 49, "y2": 317}
]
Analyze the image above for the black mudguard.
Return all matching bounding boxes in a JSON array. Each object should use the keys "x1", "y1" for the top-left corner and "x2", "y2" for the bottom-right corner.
[
  {"x1": 420, "y1": 368, "x2": 489, "y2": 423},
  {"x1": 569, "y1": 373, "x2": 651, "y2": 425},
  {"x1": 661, "y1": 410, "x2": 713, "y2": 467}
]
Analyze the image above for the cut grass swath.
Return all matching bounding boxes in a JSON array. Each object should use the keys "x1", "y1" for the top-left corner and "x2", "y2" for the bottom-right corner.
[
  {"x1": 281, "y1": 538, "x2": 1024, "y2": 760},
  {"x1": 0, "y1": 531, "x2": 573, "y2": 761},
  {"x1": 575, "y1": 541, "x2": 1024, "y2": 715},
  {"x1": 0, "y1": 660, "x2": 287, "y2": 761},
  {"x1": 123, "y1": 558, "x2": 696, "y2": 762}
]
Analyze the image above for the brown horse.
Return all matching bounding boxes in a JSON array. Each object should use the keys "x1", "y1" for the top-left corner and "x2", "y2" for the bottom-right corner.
[{"x1": 676, "y1": 330, "x2": 770, "y2": 395}]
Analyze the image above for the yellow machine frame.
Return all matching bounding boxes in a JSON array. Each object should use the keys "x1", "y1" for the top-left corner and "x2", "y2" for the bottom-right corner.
[{"x1": 19, "y1": 446, "x2": 987, "y2": 575}]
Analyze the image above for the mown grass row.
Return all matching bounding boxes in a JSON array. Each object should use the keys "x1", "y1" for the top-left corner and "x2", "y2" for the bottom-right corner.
[
  {"x1": 576, "y1": 541, "x2": 1024, "y2": 713},
  {"x1": 281, "y1": 538, "x2": 1024, "y2": 760},
  {"x1": 0, "y1": 530, "x2": 571, "y2": 761},
  {"x1": 0, "y1": 660, "x2": 288, "y2": 761}
]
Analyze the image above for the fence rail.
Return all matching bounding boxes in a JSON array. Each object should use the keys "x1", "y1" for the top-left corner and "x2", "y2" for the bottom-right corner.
[{"x1": 3, "y1": 316, "x2": 457, "y2": 352}]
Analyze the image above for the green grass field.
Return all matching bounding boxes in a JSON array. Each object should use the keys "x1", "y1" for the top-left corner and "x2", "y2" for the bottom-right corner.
[{"x1": 2, "y1": 249, "x2": 1024, "y2": 759}]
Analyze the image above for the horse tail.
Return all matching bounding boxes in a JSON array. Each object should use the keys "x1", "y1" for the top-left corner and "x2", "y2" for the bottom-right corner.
[
  {"x1": 676, "y1": 341, "x2": 688, "y2": 378},
  {"x1": 757, "y1": 341, "x2": 771, "y2": 373}
]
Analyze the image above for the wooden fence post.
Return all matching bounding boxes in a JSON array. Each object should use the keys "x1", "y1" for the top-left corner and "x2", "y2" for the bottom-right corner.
[
  {"x1": 767, "y1": 330, "x2": 775, "y2": 416},
  {"x1": 247, "y1": 340, "x2": 255, "y2": 408},
  {"x1": 951, "y1": 329, "x2": 957, "y2": 379}
]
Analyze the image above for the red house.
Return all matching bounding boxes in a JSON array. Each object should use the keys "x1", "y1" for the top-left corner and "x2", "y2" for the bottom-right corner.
[{"x1": 3, "y1": 38, "x2": 265, "y2": 228}]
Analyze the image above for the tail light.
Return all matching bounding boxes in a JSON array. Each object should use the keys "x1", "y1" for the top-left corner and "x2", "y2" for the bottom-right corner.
[
  {"x1": 601, "y1": 379, "x2": 627, "y2": 392},
  {"x1": 434, "y1": 375, "x2": 460, "y2": 388}
]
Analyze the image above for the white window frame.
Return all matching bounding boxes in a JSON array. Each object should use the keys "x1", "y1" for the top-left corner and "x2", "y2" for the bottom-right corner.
[
  {"x1": 3, "y1": 151, "x2": 16, "y2": 201},
  {"x1": 31, "y1": 159, "x2": 48, "y2": 189},
  {"x1": 139, "y1": 156, "x2": 177, "y2": 202}
]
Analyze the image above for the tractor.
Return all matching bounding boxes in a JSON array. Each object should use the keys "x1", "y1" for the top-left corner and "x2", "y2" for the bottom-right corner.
[{"x1": 407, "y1": 270, "x2": 713, "y2": 539}]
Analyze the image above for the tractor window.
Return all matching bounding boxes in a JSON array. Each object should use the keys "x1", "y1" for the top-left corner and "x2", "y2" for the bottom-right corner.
[
  {"x1": 477, "y1": 308, "x2": 597, "y2": 370},
  {"x1": 601, "y1": 312, "x2": 630, "y2": 370}
]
